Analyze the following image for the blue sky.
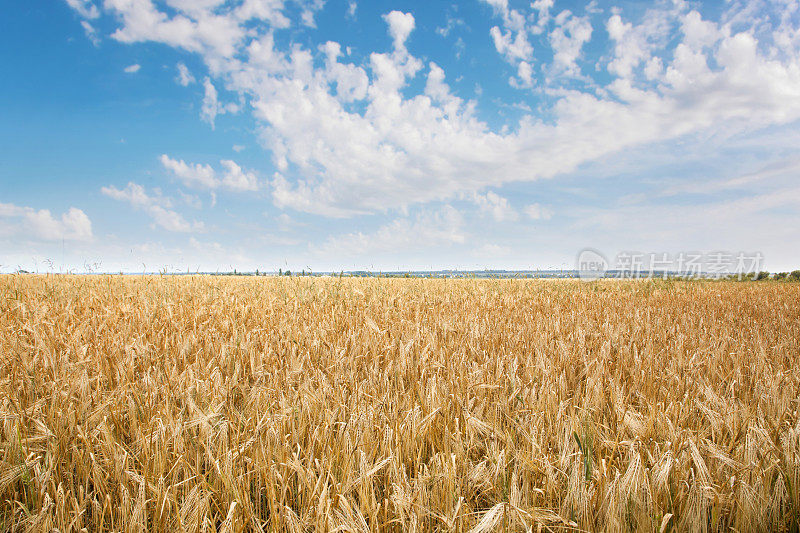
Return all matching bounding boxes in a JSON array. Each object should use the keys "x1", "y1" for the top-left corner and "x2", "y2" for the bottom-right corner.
[{"x1": 2, "y1": 0, "x2": 800, "y2": 273}]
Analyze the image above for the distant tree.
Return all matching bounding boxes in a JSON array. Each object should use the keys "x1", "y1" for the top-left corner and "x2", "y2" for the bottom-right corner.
[
  {"x1": 255, "y1": 269, "x2": 259, "y2": 276},
  {"x1": 776, "y1": 272, "x2": 788, "y2": 280},
  {"x1": 755, "y1": 271, "x2": 770, "y2": 281},
  {"x1": 279, "y1": 268, "x2": 282, "y2": 276},
  {"x1": 285, "y1": 270, "x2": 291, "y2": 276},
  {"x1": 790, "y1": 270, "x2": 800, "y2": 281}
]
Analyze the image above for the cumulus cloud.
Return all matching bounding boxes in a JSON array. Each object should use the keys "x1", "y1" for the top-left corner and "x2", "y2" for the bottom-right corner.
[
  {"x1": 0, "y1": 202, "x2": 93, "y2": 242},
  {"x1": 548, "y1": 10, "x2": 592, "y2": 77},
  {"x1": 383, "y1": 11, "x2": 416, "y2": 50},
  {"x1": 299, "y1": 0, "x2": 324, "y2": 28},
  {"x1": 473, "y1": 191, "x2": 518, "y2": 222},
  {"x1": 160, "y1": 155, "x2": 217, "y2": 189},
  {"x1": 485, "y1": 1, "x2": 534, "y2": 64},
  {"x1": 481, "y1": 0, "x2": 556, "y2": 85},
  {"x1": 124, "y1": 63, "x2": 141, "y2": 73},
  {"x1": 101, "y1": 0, "x2": 327, "y2": 54},
  {"x1": 235, "y1": 0, "x2": 291, "y2": 28},
  {"x1": 101, "y1": 182, "x2": 204, "y2": 232},
  {"x1": 103, "y1": 0, "x2": 244, "y2": 59},
  {"x1": 220, "y1": 159, "x2": 259, "y2": 191},
  {"x1": 69, "y1": 0, "x2": 800, "y2": 222},
  {"x1": 160, "y1": 154, "x2": 260, "y2": 191},
  {"x1": 515, "y1": 61, "x2": 533, "y2": 87},
  {"x1": 320, "y1": 41, "x2": 369, "y2": 102},
  {"x1": 201, "y1": 78, "x2": 239, "y2": 128}
]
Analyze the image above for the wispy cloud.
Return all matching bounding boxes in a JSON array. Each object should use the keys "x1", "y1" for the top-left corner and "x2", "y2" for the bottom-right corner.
[
  {"x1": 318, "y1": 206, "x2": 465, "y2": 257},
  {"x1": 160, "y1": 155, "x2": 260, "y2": 192},
  {"x1": 101, "y1": 182, "x2": 204, "y2": 233},
  {"x1": 176, "y1": 62, "x2": 195, "y2": 86}
]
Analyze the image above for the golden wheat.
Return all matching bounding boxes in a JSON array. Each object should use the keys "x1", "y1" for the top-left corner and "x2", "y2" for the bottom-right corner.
[{"x1": 1, "y1": 275, "x2": 798, "y2": 531}]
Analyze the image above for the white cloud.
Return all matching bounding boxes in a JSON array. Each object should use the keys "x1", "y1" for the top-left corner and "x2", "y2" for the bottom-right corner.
[
  {"x1": 605, "y1": 4, "x2": 680, "y2": 79},
  {"x1": 220, "y1": 159, "x2": 259, "y2": 191},
  {"x1": 160, "y1": 154, "x2": 260, "y2": 191},
  {"x1": 436, "y1": 14, "x2": 465, "y2": 38},
  {"x1": 524, "y1": 203, "x2": 553, "y2": 220},
  {"x1": 481, "y1": 0, "x2": 550, "y2": 86},
  {"x1": 265, "y1": 5, "x2": 800, "y2": 216},
  {"x1": 103, "y1": 0, "x2": 246, "y2": 60},
  {"x1": 147, "y1": 205, "x2": 203, "y2": 233},
  {"x1": 100, "y1": 0, "x2": 325, "y2": 65},
  {"x1": 516, "y1": 61, "x2": 533, "y2": 87},
  {"x1": 383, "y1": 11, "x2": 416, "y2": 50},
  {"x1": 473, "y1": 191, "x2": 518, "y2": 222},
  {"x1": 65, "y1": 0, "x2": 99, "y2": 19},
  {"x1": 0, "y1": 203, "x2": 92, "y2": 241},
  {"x1": 72, "y1": 0, "x2": 800, "y2": 224},
  {"x1": 320, "y1": 41, "x2": 369, "y2": 102},
  {"x1": 101, "y1": 182, "x2": 204, "y2": 232},
  {"x1": 160, "y1": 154, "x2": 217, "y2": 189},
  {"x1": 424, "y1": 62, "x2": 460, "y2": 111},
  {"x1": 176, "y1": 62, "x2": 195, "y2": 85},
  {"x1": 531, "y1": 0, "x2": 554, "y2": 33},
  {"x1": 0, "y1": 202, "x2": 93, "y2": 242},
  {"x1": 178, "y1": 190, "x2": 203, "y2": 209},
  {"x1": 80, "y1": 20, "x2": 100, "y2": 46},
  {"x1": 60, "y1": 208, "x2": 93, "y2": 240},
  {"x1": 549, "y1": 11, "x2": 592, "y2": 77},
  {"x1": 347, "y1": 1, "x2": 357, "y2": 19},
  {"x1": 201, "y1": 77, "x2": 239, "y2": 128},
  {"x1": 235, "y1": 0, "x2": 290, "y2": 28},
  {"x1": 486, "y1": 1, "x2": 533, "y2": 64},
  {"x1": 300, "y1": 1, "x2": 325, "y2": 28},
  {"x1": 680, "y1": 10, "x2": 721, "y2": 50},
  {"x1": 124, "y1": 63, "x2": 141, "y2": 73}
]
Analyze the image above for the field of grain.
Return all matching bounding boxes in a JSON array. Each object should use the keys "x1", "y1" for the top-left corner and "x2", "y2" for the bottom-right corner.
[{"x1": 1, "y1": 275, "x2": 799, "y2": 532}]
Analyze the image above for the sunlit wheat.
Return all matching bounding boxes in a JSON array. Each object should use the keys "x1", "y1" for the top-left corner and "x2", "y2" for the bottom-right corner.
[{"x1": 1, "y1": 275, "x2": 798, "y2": 531}]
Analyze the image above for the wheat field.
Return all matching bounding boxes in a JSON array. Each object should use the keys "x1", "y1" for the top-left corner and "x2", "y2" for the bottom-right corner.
[{"x1": 1, "y1": 275, "x2": 798, "y2": 532}]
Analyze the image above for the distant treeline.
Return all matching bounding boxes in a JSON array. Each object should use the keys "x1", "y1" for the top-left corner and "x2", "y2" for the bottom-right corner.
[{"x1": 10, "y1": 269, "x2": 800, "y2": 280}]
